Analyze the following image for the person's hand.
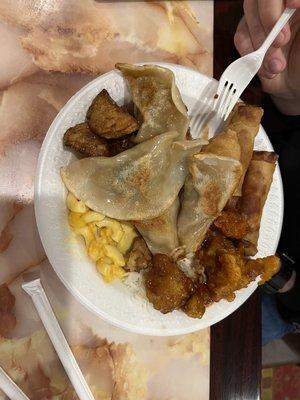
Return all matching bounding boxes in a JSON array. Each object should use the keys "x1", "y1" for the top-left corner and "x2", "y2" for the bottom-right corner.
[{"x1": 234, "y1": 0, "x2": 300, "y2": 115}]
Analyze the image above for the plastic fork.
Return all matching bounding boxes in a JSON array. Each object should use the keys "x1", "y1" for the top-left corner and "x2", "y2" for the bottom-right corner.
[
  {"x1": 191, "y1": 7, "x2": 296, "y2": 136},
  {"x1": 216, "y1": 7, "x2": 296, "y2": 121},
  {"x1": 22, "y1": 273, "x2": 95, "y2": 400}
]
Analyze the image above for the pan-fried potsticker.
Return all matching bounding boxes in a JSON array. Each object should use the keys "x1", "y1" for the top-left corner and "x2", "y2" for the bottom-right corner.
[
  {"x1": 133, "y1": 198, "x2": 180, "y2": 255},
  {"x1": 116, "y1": 63, "x2": 189, "y2": 143}
]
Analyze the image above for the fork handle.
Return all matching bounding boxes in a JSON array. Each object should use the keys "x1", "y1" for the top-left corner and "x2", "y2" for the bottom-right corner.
[
  {"x1": 259, "y1": 8, "x2": 296, "y2": 55},
  {"x1": 22, "y1": 278, "x2": 95, "y2": 400}
]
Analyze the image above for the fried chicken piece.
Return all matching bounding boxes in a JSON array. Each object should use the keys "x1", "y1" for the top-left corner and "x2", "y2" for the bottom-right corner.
[
  {"x1": 196, "y1": 231, "x2": 280, "y2": 303},
  {"x1": 108, "y1": 134, "x2": 135, "y2": 156},
  {"x1": 145, "y1": 254, "x2": 195, "y2": 314},
  {"x1": 86, "y1": 89, "x2": 139, "y2": 139},
  {"x1": 125, "y1": 237, "x2": 152, "y2": 272},
  {"x1": 214, "y1": 209, "x2": 250, "y2": 239},
  {"x1": 0, "y1": 284, "x2": 16, "y2": 337},
  {"x1": 207, "y1": 252, "x2": 244, "y2": 302},
  {"x1": 63, "y1": 122, "x2": 109, "y2": 157},
  {"x1": 196, "y1": 231, "x2": 236, "y2": 274},
  {"x1": 183, "y1": 283, "x2": 212, "y2": 318},
  {"x1": 244, "y1": 256, "x2": 280, "y2": 285}
]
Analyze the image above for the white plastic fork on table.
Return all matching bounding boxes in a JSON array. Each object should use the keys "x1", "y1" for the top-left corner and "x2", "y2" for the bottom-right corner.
[
  {"x1": 22, "y1": 276, "x2": 95, "y2": 400},
  {"x1": 191, "y1": 7, "x2": 296, "y2": 137}
]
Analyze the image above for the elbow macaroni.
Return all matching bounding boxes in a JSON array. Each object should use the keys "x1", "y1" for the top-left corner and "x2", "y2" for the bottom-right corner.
[{"x1": 66, "y1": 191, "x2": 137, "y2": 283}]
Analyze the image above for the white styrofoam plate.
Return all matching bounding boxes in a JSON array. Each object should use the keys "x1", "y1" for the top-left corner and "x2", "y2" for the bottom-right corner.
[{"x1": 35, "y1": 63, "x2": 283, "y2": 336}]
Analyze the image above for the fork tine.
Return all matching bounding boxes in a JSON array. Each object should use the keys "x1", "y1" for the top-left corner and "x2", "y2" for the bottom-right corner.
[
  {"x1": 220, "y1": 85, "x2": 238, "y2": 119},
  {"x1": 192, "y1": 98, "x2": 213, "y2": 137},
  {"x1": 224, "y1": 91, "x2": 240, "y2": 121},
  {"x1": 216, "y1": 82, "x2": 231, "y2": 117}
]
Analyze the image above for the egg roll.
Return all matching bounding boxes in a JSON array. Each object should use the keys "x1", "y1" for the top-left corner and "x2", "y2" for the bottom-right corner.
[
  {"x1": 238, "y1": 151, "x2": 278, "y2": 256},
  {"x1": 226, "y1": 103, "x2": 264, "y2": 196}
]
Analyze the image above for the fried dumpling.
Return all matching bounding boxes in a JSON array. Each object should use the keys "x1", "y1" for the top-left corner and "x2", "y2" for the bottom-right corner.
[
  {"x1": 178, "y1": 153, "x2": 242, "y2": 253},
  {"x1": 61, "y1": 131, "x2": 206, "y2": 221},
  {"x1": 133, "y1": 197, "x2": 180, "y2": 255},
  {"x1": 116, "y1": 63, "x2": 189, "y2": 143}
]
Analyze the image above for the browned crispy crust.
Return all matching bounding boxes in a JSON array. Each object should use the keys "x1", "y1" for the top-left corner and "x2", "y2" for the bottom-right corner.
[
  {"x1": 237, "y1": 150, "x2": 278, "y2": 255},
  {"x1": 145, "y1": 254, "x2": 195, "y2": 314},
  {"x1": 181, "y1": 231, "x2": 281, "y2": 318},
  {"x1": 63, "y1": 122, "x2": 109, "y2": 157},
  {"x1": 86, "y1": 89, "x2": 139, "y2": 139},
  {"x1": 252, "y1": 150, "x2": 279, "y2": 163},
  {"x1": 214, "y1": 209, "x2": 250, "y2": 239},
  {"x1": 182, "y1": 283, "x2": 212, "y2": 318}
]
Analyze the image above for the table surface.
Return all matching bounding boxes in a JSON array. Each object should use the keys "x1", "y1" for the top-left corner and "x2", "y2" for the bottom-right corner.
[{"x1": 210, "y1": 1, "x2": 262, "y2": 399}]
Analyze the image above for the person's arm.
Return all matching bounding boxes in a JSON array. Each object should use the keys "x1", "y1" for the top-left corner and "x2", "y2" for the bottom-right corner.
[{"x1": 234, "y1": 0, "x2": 300, "y2": 115}]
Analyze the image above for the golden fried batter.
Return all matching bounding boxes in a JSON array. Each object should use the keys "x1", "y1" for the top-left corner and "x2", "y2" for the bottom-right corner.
[
  {"x1": 196, "y1": 231, "x2": 237, "y2": 274},
  {"x1": 214, "y1": 209, "x2": 250, "y2": 239},
  {"x1": 86, "y1": 89, "x2": 139, "y2": 139},
  {"x1": 207, "y1": 252, "x2": 244, "y2": 302},
  {"x1": 63, "y1": 122, "x2": 109, "y2": 157},
  {"x1": 194, "y1": 231, "x2": 280, "y2": 308},
  {"x1": 125, "y1": 237, "x2": 152, "y2": 272},
  {"x1": 183, "y1": 283, "x2": 212, "y2": 318},
  {"x1": 145, "y1": 254, "x2": 195, "y2": 314},
  {"x1": 245, "y1": 256, "x2": 280, "y2": 285}
]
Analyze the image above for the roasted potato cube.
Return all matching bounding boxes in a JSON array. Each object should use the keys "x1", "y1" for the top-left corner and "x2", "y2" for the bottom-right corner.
[
  {"x1": 86, "y1": 89, "x2": 139, "y2": 139},
  {"x1": 63, "y1": 122, "x2": 109, "y2": 157},
  {"x1": 145, "y1": 254, "x2": 195, "y2": 314},
  {"x1": 125, "y1": 237, "x2": 152, "y2": 272}
]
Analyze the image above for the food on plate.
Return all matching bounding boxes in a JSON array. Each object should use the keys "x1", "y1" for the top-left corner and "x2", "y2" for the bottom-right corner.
[
  {"x1": 66, "y1": 191, "x2": 138, "y2": 283},
  {"x1": 63, "y1": 122, "x2": 109, "y2": 157},
  {"x1": 202, "y1": 128, "x2": 241, "y2": 161},
  {"x1": 177, "y1": 122, "x2": 245, "y2": 253},
  {"x1": 61, "y1": 130, "x2": 206, "y2": 221},
  {"x1": 133, "y1": 198, "x2": 180, "y2": 255},
  {"x1": 214, "y1": 209, "x2": 249, "y2": 239},
  {"x1": 107, "y1": 134, "x2": 136, "y2": 156},
  {"x1": 61, "y1": 63, "x2": 280, "y2": 319},
  {"x1": 125, "y1": 237, "x2": 153, "y2": 272},
  {"x1": 177, "y1": 153, "x2": 242, "y2": 253},
  {"x1": 145, "y1": 254, "x2": 195, "y2": 314},
  {"x1": 225, "y1": 103, "x2": 264, "y2": 196},
  {"x1": 86, "y1": 89, "x2": 139, "y2": 139},
  {"x1": 237, "y1": 150, "x2": 279, "y2": 256},
  {"x1": 116, "y1": 63, "x2": 189, "y2": 143},
  {"x1": 186, "y1": 231, "x2": 281, "y2": 316},
  {"x1": 182, "y1": 283, "x2": 212, "y2": 319}
]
